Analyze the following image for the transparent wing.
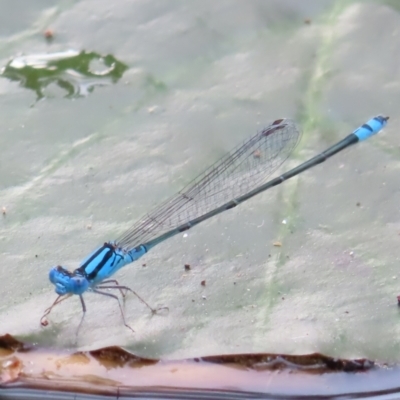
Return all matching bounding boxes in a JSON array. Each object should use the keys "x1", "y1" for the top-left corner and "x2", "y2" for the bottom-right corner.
[{"x1": 116, "y1": 119, "x2": 301, "y2": 250}]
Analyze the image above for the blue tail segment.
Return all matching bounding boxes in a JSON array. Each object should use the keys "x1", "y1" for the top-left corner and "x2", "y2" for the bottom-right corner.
[
  {"x1": 353, "y1": 115, "x2": 389, "y2": 142},
  {"x1": 127, "y1": 245, "x2": 147, "y2": 261}
]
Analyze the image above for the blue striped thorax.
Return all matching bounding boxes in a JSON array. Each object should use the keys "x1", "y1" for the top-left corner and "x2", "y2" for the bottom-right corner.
[{"x1": 48, "y1": 242, "x2": 147, "y2": 295}]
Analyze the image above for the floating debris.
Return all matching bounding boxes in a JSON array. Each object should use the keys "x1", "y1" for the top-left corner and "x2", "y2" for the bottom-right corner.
[
  {"x1": 1, "y1": 50, "x2": 128, "y2": 101},
  {"x1": 44, "y1": 29, "x2": 54, "y2": 41},
  {"x1": 0, "y1": 333, "x2": 380, "y2": 397}
]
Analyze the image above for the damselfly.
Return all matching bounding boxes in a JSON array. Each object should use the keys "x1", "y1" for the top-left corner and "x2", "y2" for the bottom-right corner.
[{"x1": 41, "y1": 115, "x2": 389, "y2": 331}]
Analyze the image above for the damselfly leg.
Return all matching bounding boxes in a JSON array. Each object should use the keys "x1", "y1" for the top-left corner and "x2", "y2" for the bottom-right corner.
[
  {"x1": 92, "y1": 288, "x2": 135, "y2": 333},
  {"x1": 41, "y1": 294, "x2": 87, "y2": 340},
  {"x1": 100, "y1": 279, "x2": 128, "y2": 298},
  {"x1": 95, "y1": 284, "x2": 169, "y2": 314},
  {"x1": 40, "y1": 294, "x2": 72, "y2": 326}
]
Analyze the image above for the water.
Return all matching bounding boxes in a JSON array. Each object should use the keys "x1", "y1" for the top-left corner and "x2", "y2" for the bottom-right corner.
[{"x1": 0, "y1": 0, "x2": 399, "y2": 366}]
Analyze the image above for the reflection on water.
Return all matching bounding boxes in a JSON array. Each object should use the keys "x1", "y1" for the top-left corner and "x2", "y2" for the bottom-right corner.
[{"x1": 1, "y1": 50, "x2": 128, "y2": 100}]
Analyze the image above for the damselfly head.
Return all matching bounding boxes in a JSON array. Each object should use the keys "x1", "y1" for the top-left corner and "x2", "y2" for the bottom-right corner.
[{"x1": 49, "y1": 265, "x2": 89, "y2": 295}]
